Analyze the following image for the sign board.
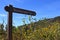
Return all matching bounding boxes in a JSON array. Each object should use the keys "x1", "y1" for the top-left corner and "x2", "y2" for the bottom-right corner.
[{"x1": 4, "y1": 5, "x2": 36, "y2": 40}]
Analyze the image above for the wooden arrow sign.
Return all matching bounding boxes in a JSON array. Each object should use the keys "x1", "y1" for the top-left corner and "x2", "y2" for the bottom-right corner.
[{"x1": 5, "y1": 5, "x2": 36, "y2": 16}]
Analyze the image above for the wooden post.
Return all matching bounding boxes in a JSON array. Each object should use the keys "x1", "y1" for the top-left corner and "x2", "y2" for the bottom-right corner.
[
  {"x1": 7, "y1": 11, "x2": 12, "y2": 40},
  {"x1": 5, "y1": 5, "x2": 13, "y2": 40}
]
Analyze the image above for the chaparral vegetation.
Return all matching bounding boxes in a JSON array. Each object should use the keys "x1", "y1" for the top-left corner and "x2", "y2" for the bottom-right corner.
[{"x1": 0, "y1": 16, "x2": 60, "y2": 40}]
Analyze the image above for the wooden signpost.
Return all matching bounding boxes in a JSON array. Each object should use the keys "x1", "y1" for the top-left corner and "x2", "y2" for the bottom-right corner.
[{"x1": 4, "y1": 5, "x2": 36, "y2": 40}]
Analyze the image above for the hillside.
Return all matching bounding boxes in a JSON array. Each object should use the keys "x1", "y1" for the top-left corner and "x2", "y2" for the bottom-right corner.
[
  {"x1": 19, "y1": 16, "x2": 60, "y2": 28},
  {"x1": 0, "y1": 16, "x2": 60, "y2": 40}
]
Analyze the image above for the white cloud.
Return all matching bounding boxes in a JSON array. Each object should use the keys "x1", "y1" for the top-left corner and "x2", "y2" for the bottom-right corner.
[
  {"x1": 16, "y1": 17, "x2": 20, "y2": 19},
  {"x1": 0, "y1": 14, "x2": 7, "y2": 17},
  {"x1": 15, "y1": 17, "x2": 24, "y2": 19}
]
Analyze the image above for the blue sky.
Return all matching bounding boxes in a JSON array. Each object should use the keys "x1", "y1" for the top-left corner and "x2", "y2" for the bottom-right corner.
[{"x1": 0, "y1": 0, "x2": 60, "y2": 26}]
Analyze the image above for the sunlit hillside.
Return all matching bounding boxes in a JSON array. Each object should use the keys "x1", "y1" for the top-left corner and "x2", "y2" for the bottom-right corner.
[{"x1": 0, "y1": 16, "x2": 60, "y2": 40}]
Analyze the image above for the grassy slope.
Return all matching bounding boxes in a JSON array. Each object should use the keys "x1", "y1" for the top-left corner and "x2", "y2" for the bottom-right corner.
[{"x1": 0, "y1": 16, "x2": 60, "y2": 40}]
